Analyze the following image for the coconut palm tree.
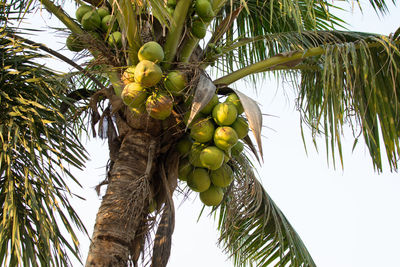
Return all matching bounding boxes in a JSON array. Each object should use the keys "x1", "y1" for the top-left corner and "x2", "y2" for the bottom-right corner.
[{"x1": 1, "y1": 0, "x2": 400, "y2": 266}]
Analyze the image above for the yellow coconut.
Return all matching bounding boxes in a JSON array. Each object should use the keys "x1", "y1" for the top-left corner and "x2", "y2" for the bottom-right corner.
[
  {"x1": 121, "y1": 82, "x2": 147, "y2": 108},
  {"x1": 122, "y1": 66, "x2": 136, "y2": 85},
  {"x1": 164, "y1": 71, "x2": 187, "y2": 95},
  {"x1": 199, "y1": 146, "x2": 224, "y2": 170},
  {"x1": 213, "y1": 126, "x2": 238, "y2": 151},
  {"x1": 212, "y1": 102, "x2": 238, "y2": 126},
  {"x1": 134, "y1": 60, "x2": 163, "y2": 87},
  {"x1": 190, "y1": 118, "x2": 215, "y2": 143},
  {"x1": 145, "y1": 92, "x2": 173, "y2": 120},
  {"x1": 225, "y1": 93, "x2": 244, "y2": 114}
]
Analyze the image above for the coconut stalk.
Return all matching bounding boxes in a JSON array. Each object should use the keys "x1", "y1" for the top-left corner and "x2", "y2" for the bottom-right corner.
[{"x1": 162, "y1": 0, "x2": 192, "y2": 69}]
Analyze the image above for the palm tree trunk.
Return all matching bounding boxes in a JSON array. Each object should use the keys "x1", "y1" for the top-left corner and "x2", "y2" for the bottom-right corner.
[{"x1": 85, "y1": 129, "x2": 158, "y2": 267}]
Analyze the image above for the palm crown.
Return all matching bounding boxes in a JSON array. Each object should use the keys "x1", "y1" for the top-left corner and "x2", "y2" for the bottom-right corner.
[{"x1": 1, "y1": 0, "x2": 399, "y2": 266}]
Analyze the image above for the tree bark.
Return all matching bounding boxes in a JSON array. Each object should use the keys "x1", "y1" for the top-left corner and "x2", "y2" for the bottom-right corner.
[{"x1": 85, "y1": 129, "x2": 158, "y2": 267}]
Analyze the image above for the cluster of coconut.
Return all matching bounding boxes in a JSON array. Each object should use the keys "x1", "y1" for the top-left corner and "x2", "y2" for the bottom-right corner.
[
  {"x1": 177, "y1": 93, "x2": 248, "y2": 206},
  {"x1": 121, "y1": 41, "x2": 187, "y2": 119},
  {"x1": 66, "y1": 4, "x2": 121, "y2": 52}
]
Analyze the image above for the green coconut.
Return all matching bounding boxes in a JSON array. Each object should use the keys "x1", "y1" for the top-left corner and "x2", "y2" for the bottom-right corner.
[
  {"x1": 176, "y1": 136, "x2": 193, "y2": 156},
  {"x1": 146, "y1": 92, "x2": 173, "y2": 120},
  {"x1": 134, "y1": 60, "x2": 163, "y2": 87},
  {"x1": 231, "y1": 141, "x2": 244, "y2": 156},
  {"x1": 107, "y1": 31, "x2": 122, "y2": 48},
  {"x1": 66, "y1": 34, "x2": 84, "y2": 52},
  {"x1": 76, "y1": 5, "x2": 93, "y2": 23},
  {"x1": 231, "y1": 117, "x2": 249, "y2": 139},
  {"x1": 210, "y1": 164, "x2": 233, "y2": 188},
  {"x1": 214, "y1": 126, "x2": 238, "y2": 151},
  {"x1": 225, "y1": 93, "x2": 244, "y2": 114},
  {"x1": 212, "y1": 102, "x2": 238, "y2": 126},
  {"x1": 187, "y1": 168, "x2": 211, "y2": 192},
  {"x1": 101, "y1": 15, "x2": 118, "y2": 32},
  {"x1": 189, "y1": 142, "x2": 206, "y2": 167},
  {"x1": 199, "y1": 146, "x2": 224, "y2": 170},
  {"x1": 138, "y1": 41, "x2": 164, "y2": 63},
  {"x1": 81, "y1": 10, "x2": 101, "y2": 31},
  {"x1": 122, "y1": 66, "x2": 136, "y2": 85},
  {"x1": 178, "y1": 158, "x2": 193, "y2": 181},
  {"x1": 190, "y1": 118, "x2": 215, "y2": 143},
  {"x1": 191, "y1": 19, "x2": 207, "y2": 39},
  {"x1": 121, "y1": 82, "x2": 147, "y2": 108},
  {"x1": 200, "y1": 185, "x2": 224, "y2": 206},
  {"x1": 164, "y1": 71, "x2": 187, "y2": 95},
  {"x1": 97, "y1": 6, "x2": 110, "y2": 18},
  {"x1": 201, "y1": 94, "x2": 219, "y2": 115},
  {"x1": 195, "y1": 0, "x2": 214, "y2": 22},
  {"x1": 183, "y1": 112, "x2": 204, "y2": 128}
]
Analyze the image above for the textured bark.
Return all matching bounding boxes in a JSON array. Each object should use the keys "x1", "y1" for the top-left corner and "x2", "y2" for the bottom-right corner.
[{"x1": 85, "y1": 130, "x2": 158, "y2": 267}]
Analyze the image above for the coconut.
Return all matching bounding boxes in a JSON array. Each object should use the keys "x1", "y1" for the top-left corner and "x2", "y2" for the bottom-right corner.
[
  {"x1": 223, "y1": 149, "x2": 231, "y2": 163},
  {"x1": 231, "y1": 117, "x2": 249, "y2": 139},
  {"x1": 195, "y1": 0, "x2": 214, "y2": 22},
  {"x1": 122, "y1": 66, "x2": 136, "y2": 85},
  {"x1": 210, "y1": 164, "x2": 233, "y2": 188},
  {"x1": 214, "y1": 126, "x2": 238, "y2": 151},
  {"x1": 97, "y1": 6, "x2": 110, "y2": 18},
  {"x1": 164, "y1": 71, "x2": 187, "y2": 95},
  {"x1": 200, "y1": 185, "x2": 224, "y2": 206},
  {"x1": 66, "y1": 34, "x2": 84, "y2": 52},
  {"x1": 146, "y1": 92, "x2": 173, "y2": 120},
  {"x1": 199, "y1": 146, "x2": 224, "y2": 170},
  {"x1": 121, "y1": 82, "x2": 147, "y2": 108},
  {"x1": 134, "y1": 60, "x2": 163, "y2": 87},
  {"x1": 178, "y1": 158, "x2": 193, "y2": 181},
  {"x1": 189, "y1": 142, "x2": 206, "y2": 167},
  {"x1": 225, "y1": 93, "x2": 244, "y2": 114},
  {"x1": 183, "y1": 112, "x2": 204, "y2": 128},
  {"x1": 176, "y1": 136, "x2": 193, "y2": 156},
  {"x1": 138, "y1": 41, "x2": 164, "y2": 63},
  {"x1": 107, "y1": 31, "x2": 122, "y2": 48},
  {"x1": 191, "y1": 19, "x2": 207, "y2": 39},
  {"x1": 190, "y1": 118, "x2": 215, "y2": 143},
  {"x1": 212, "y1": 102, "x2": 238, "y2": 126},
  {"x1": 76, "y1": 5, "x2": 93, "y2": 22},
  {"x1": 187, "y1": 168, "x2": 211, "y2": 192},
  {"x1": 101, "y1": 15, "x2": 118, "y2": 32},
  {"x1": 201, "y1": 94, "x2": 219, "y2": 115},
  {"x1": 81, "y1": 10, "x2": 101, "y2": 31},
  {"x1": 231, "y1": 141, "x2": 244, "y2": 156}
]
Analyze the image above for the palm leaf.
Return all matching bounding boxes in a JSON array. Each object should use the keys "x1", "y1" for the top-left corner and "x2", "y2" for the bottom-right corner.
[
  {"x1": 213, "y1": 154, "x2": 315, "y2": 266},
  {"x1": 0, "y1": 24, "x2": 88, "y2": 266}
]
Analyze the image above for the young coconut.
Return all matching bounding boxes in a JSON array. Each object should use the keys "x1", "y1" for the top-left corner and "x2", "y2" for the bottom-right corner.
[
  {"x1": 81, "y1": 10, "x2": 101, "y2": 31},
  {"x1": 210, "y1": 163, "x2": 233, "y2": 188},
  {"x1": 176, "y1": 136, "x2": 193, "y2": 156},
  {"x1": 183, "y1": 112, "x2": 204, "y2": 128},
  {"x1": 201, "y1": 93, "x2": 219, "y2": 115},
  {"x1": 190, "y1": 118, "x2": 215, "y2": 143},
  {"x1": 200, "y1": 185, "x2": 224, "y2": 206},
  {"x1": 225, "y1": 93, "x2": 244, "y2": 114},
  {"x1": 178, "y1": 158, "x2": 193, "y2": 181},
  {"x1": 164, "y1": 71, "x2": 187, "y2": 95},
  {"x1": 121, "y1": 82, "x2": 148, "y2": 108},
  {"x1": 189, "y1": 142, "x2": 207, "y2": 167},
  {"x1": 195, "y1": 0, "x2": 214, "y2": 22},
  {"x1": 138, "y1": 41, "x2": 164, "y2": 63},
  {"x1": 191, "y1": 19, "x2": 207, "y2": 39},
  {"x1": 231, "y1": 117, "x2": 249, "y2": 139},
  {"x1": 101, "y1": 15, "x2": 118, "y2": 32},
  {"x1": 213, "y1": 126, "x2": 238, "y2": 151},
  {"x1": 66, "y1": 34, "x2": 84, "y2": 52},
  {"x1": 199, "y1": 146, "x2": 224, "y2": 170},
  {"x1": 212, "y1": 102, "x2": 238, "y2": 126},
  {"x1": 134, "y1": 60, "x2": 163, "y2": 87},
  {"x1": 121, "y1": 66, "x2": 136, "y2": 85},
  {"x1": 231, "y1": 141, "x2": 244, "y2": 156},
  {"x1": 97, "y1": 6, "x2": 110, "y2": 18},
  {"x1": 187, "y1": 168, "x2": 211, "y2": 192},
  {"x1": 76, "y1": 5, "x2": 93, "y2": 23},
  {"x1": 146, "y1": 92, "x2": 173, "y2": 120},
  {"x1": 107, "y1": 31, "x2": 122, "y2": 48}
]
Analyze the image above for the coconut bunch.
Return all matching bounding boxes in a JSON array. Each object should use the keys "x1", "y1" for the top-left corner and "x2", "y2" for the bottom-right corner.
[
  {"x1": 120, "y1": 41, "x2": 188, "y2": 119},
  {"x1": 177, "y1": 93, "x2": 249, "y2": 207},
  {"x1": 66, "y1": 4, "x2": 122, "y2": 52}
]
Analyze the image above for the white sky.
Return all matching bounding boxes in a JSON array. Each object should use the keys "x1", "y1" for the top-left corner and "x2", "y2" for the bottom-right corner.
[{"x1": 27, "y1": 2, "x2": 400, "y2": 266}]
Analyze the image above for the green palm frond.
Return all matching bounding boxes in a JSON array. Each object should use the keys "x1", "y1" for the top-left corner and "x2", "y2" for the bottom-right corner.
[
  {"x1": 0, "y1": 26, "x2": 88, "y2": 266},
  {"x1": 214, "y1": 154, "x2": 315, "y2": 267}
]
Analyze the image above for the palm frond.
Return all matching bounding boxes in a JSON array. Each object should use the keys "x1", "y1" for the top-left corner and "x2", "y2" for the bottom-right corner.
[
  {"x1": 214, "y1": 154, "x2": 315, "y2": 266},
  {"x1": 0, "y1": 26, "x2": 88, "y2": 266}
]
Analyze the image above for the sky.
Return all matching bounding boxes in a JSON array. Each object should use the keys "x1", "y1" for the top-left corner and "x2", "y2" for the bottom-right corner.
[{"x1": 27, "y1": 2, "x2": 400, "y2": 266}]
